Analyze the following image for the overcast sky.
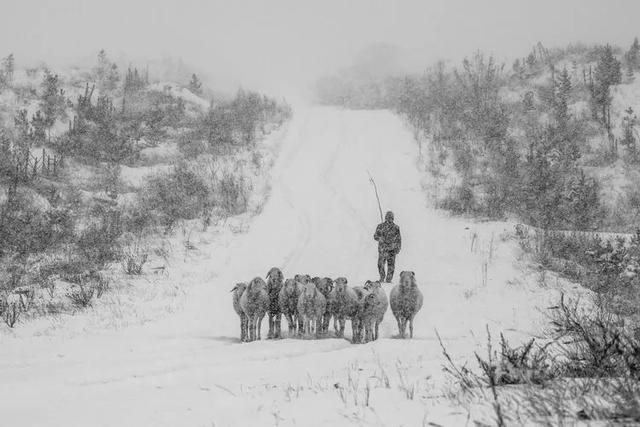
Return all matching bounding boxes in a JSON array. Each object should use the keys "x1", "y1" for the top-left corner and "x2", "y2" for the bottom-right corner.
[{"x1": 2, "y1": 0, "x2": 640, "y2": 96}]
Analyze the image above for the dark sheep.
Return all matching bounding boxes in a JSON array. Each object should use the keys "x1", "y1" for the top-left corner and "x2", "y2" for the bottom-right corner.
[
  {"x1": 231, "y1": 282, "x2": 248, "y2": 342},
  {"x1": 240, "y1": 277, "x2": 269, "y2": 341},
  {"x1": 266, "y1": 267, "x2": 284, "y2": 339},
  {"x1": 278, "y1": 278, "x2": 301, "y2": 336},
  {"x1": 329, "y1": 277, "x2": 367, "y2": 342},
  {"x1": 350, "y1": 285, "x2": 369, "y2": 343},
  {"x1": 390, "y1": 271, "x2": 423, "y2": 338},
  {"x1": 313, "y1": 276, "x2": 334, "y2": 334}
]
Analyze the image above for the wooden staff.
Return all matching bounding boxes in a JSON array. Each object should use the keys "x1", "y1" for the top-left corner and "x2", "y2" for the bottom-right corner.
[{"x1": 367, "y1": 170, "x2": 383, "y2": 222}]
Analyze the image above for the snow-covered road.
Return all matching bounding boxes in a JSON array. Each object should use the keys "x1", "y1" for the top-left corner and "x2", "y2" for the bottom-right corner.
[{"x1": 0, "y1": 106, "x2": 577, "y2": 426}]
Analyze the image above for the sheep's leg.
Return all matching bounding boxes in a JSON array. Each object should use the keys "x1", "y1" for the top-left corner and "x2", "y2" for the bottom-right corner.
[
  {"x1": 374, "y1": 321, "x2": 380, "y2": 340},
  {"x1": 333, "y1": 315, "x2": 339, "y2": 334},
  {"x1": 257, "y1": 316, "x2": 263, "y2": 340},
  {"x1": 275, "y1": 313, "x2": 282, "y2": 338},
  {"x1": 350, "y1": 319, "x2": 358, "y2": 343},
  {"x1": 338, "y1": 317, "x2": 346, "y2": 338},
  {"x1": 357, "y1": 320, "x2": 363, "y2": 343},
  {"x1": 364, "y1": 321, "x2": 371, "y2": 343},
  {"x1": 396, "y1": 317, "x2": 403, "y2": 338},
  {"x1": 267, "y1": 314, "x2": 274, "y2": 339},
  {"x1": 241, "y1": 314, "x2": 248, "y2": 342},
  {"x1": 247, "y1": 316, "x2": 253, "y2": 342},
  {"x1": 285, "y1": 313, "x2": 294, "y2": 336},
  {"x1": 409, "y1": 316, "x2": 414, "y2": 339}
]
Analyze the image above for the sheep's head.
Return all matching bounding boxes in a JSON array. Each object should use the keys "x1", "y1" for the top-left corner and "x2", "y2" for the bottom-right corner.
[
  {"x1": 294, "y1": 274, "x2": 311, "y2": 285},
  {"x1": 399, "y1": 271, "x2": 416, "y2": 290},
  {"x1": 334, "y1": 277, "x2": 348, "y2": 294},
  {"x1": 364, "y1": 280, "x2": 381, "y2": 292},
  {"x1": 248, "y1": 277, "x2": 266, "y2": 293},
  {"x1": 231, "y1": 282, "x2": 247, "y2": 296},
  {"x1": 364, "y1": 291, "x2": 378, "y2": 308},
  {"x1": 266, "y1": 267, "x2": 284, "y2": 284},
  {"x1": 283, "y1": 278, "x2": 297, "y2": 294},
  {"x1": 315, "y1": 277, "x2": 334, "y2": 296}
]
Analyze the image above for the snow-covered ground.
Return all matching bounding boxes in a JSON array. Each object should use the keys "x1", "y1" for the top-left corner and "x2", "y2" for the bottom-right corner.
[{"x1": 0, "y1": 106, "x2": 584, "y2": 426}]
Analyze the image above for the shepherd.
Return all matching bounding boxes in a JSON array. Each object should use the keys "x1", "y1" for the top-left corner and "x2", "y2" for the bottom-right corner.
[{"x1": 374, "y1": 211, "x2": 402, "y2": 283}]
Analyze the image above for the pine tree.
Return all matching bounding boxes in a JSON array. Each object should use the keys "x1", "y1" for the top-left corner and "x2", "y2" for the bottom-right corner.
[
  {"x1": 554, "y1": 67, "x2": 572, "y2": 127},
  {"x1": 31, "y1": 110, "x2": 47, "y2": 144},
  {"x1": 526, "y1": 51, "x2": 537, "y2": 69},
  {"x1": 2, "y1": 54, "x2": 14, "y2": 84},
  {"x1": 40, "y1": 70, "x2": 66, "y2": 142},
  {"x1": 627, "y1": 37, "x2": 640, "y2": 71},
  {"x1": 14, "y1": 109, "x2": 31, "y2": 143},
  {"x1": 94, "y1": 50, "x2": 120, "y2": 92},
  {"x1": 592, "y1": 44, "x2": 622, "y2": 131},
  {"x1": 621, "y1": 107, "x2": 638, "y2": 162},
  {"x1": 188, "y1": 73, "x2": 203, "y2": 96}
]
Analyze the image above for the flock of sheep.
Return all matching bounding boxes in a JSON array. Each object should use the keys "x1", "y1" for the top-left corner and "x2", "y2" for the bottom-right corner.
[{"x1": 231, "y1": 267, "x2": 423, "y2": 343}]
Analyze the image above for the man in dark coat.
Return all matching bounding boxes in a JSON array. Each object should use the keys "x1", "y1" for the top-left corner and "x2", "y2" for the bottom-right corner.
[{"x1": 374, "y1": 211, "x2": 401, "y2": 283}]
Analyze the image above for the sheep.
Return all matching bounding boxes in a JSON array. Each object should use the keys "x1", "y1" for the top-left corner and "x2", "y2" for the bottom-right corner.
[
  {"x1": 266, "y1": 267, "x2": 284, "y2": 339},
  {"x1": 297, "y1": 278, "x2": 326, "y2": 338},
  {"x1": 278, "y1": 278, "x2": 301, "y2": 336},
  {"x1": 240, "y1": 277, "x2": 269, "y2": 342},
  {"x1": 293, "y1": 274, "x2": 312, "y2": 332},
  {"x1": 231, "y1": 282, "x2": 248, "y2": 342},
  {"x1": 361, "y1": 280, "x2": 389, "y2": 342},
  {"x1": 350, "y1": 286, "x2": 369, "y2": 343},
  {"x1": 329, "y1": 277, "x2": 367, "y2": 342},
  {"x1": 390, "y1": 271, "x2": 423, "y2": 338},
  {"x1": 313, "y1": 276, "x2": 334, "y2": 334}
]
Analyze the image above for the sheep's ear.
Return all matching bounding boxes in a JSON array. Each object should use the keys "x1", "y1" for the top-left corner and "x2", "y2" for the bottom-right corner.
[
  {"x1": 411, "y1": 271, "x2": 415, "y2": 277},
  {"x1": 230, "y1": 285, "x2": 238, "y2": 293}
]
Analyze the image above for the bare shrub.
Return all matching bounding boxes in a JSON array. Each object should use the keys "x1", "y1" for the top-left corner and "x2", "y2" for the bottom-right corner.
[
  {"x1": 549, "y1": 294, "x2": 633, "y2": 378},
  {"x1": 120, "y1": 240, "x2": 148, "y2": 275},
  {"x1": 141, "y1": 162, "x2": 210, "y2": 231},
  {"x1": 217, "y1": 172, "x2": 249, "y2": 216},
  {"x1": 66, "y1": 281, "x2": 95, "y2": 308},
  {"x1": 94, "y1": 273, "x2": 110, "y2": 298},
  {"x1": 4, "y1": 299, "x2": 20, "y2": 327}
]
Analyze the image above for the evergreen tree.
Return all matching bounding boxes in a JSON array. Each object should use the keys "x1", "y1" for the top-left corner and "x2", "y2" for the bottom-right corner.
[
  {"x1": 621, "y1": 107, "x2": 638, "y2": 162},
  {"x1": 31, "y1": 110, "x2": 47, "y2": 144},
  {"x1": 627, "y1": 37, "x2": 640, "y2": 71},
  {"x1": 124, "y1": 67, "x2": 146, "y2": 93},
  {"x1": 592, "y1": 44, "x2": 622, "y2": 131},
  {"x1": 94, "y1": 50, "x2": 120, "y2": 92},
  {"x1": 2, "y1": 54, "x2": 14, "y2": 84},
  {"x1": 526, "y1": 51, "x2": 537, "y2": 69},
  {"x1": 188, "y1": 73, "x2": 203, "y2": 96},
  {"x1": 40, "y1": 70, "x2": 66, "y2": 142},
  {"x1": 14, "y1": 109, "x2": 31, "y2": 145},
  {"x1": 554, "y1": 67, "x2": 572, "y2": 127}
]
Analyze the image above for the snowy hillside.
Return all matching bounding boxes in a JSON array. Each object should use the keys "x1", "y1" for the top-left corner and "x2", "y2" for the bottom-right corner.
[{"x1": 0, "y1": 106, "x2": 585, "y2": 426}]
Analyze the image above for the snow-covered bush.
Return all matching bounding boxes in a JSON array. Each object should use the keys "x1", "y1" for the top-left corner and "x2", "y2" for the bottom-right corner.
[{"x1": 141, "y1": 163, "x2": 210, "y2": 230}]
